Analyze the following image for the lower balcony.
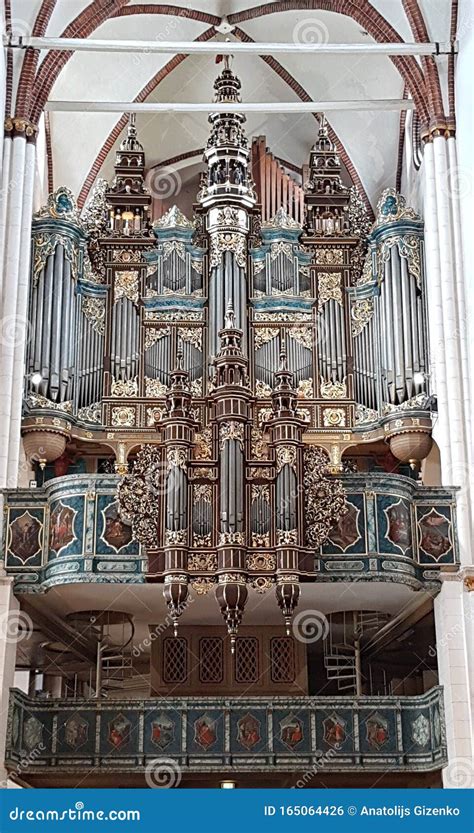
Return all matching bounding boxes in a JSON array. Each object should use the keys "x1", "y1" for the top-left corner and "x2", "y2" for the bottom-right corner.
[{"x1": 6, "y1": 687, "x2": 446, "y2": 787}]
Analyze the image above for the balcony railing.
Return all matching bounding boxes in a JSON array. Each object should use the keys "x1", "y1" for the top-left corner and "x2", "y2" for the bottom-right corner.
[
  {"x1": 6, "y1": 687, "x2": 446, "y2": 775},
  {"x1": 1, "y1": 473, "x2": 458, "y2": 593}
]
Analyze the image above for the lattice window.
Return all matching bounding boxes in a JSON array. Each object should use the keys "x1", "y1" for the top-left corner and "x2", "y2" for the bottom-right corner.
[
  {"x1": 199, "y1": 637, "x2": 224, "y2": 683},
  {"x1": 270, "y1": 637, "x2": 296, "y2": 683},
  {"x1": 235, "y1": 637, "x2": 259, "y2": 683},
  {"x1": 162, "y1": 637, "x2": 187, "y2": 684}
]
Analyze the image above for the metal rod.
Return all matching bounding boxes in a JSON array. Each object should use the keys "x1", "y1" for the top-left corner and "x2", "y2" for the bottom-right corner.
[
  {"x1": 45, "y1": 99, "x2": 416, "y2": 114},
  {"x1": 10, "y1": 36, "x2": 454, "y2": 56}
]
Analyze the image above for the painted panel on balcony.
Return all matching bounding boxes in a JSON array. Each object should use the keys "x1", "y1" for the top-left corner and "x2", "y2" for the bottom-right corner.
[{"x1": 6, "y1": 688, "x2": 447, "y2": 774}]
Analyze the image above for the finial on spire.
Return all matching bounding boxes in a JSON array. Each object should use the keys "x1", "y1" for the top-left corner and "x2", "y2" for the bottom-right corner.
[
  {"x1": 176, "y1": 340, "x2": 184, "y2": 369},
  {"x1": 319, "y1": 113, "x2": 327, "y2": 134},
  {"x1": 128, "y1": 112, "x2": 137, "y2": 135},
  {"x1": 224, "y1": 300, "x2": 235, "y2": 329},
  {"x1": 279, "y1": 336, "x2": 288, "y2": 371}
]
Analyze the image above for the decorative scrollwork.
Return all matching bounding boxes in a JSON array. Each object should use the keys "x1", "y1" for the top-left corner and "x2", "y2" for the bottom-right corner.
[
  {"x1": 209, "y1": 231, "x2": 246, "y2": 269},
  {"x1": 145, "y1": 327, "x2": 170, "y2": 350},
  {"x1": 167, "y1": 447, "x2": 187, "y2": 471},
  {"x1": 246, "y1": 552, "x2": 275, "y2": 571},
  {"x1": 188, "y1": 553, "x2": 217, "y2": 571},
  {"x1": 27, "y1": 393, "x2": 72, "y2": 413},
  {"x1": 351, "y1": 298, "x2": 374, "y2": 337},
  {"x1": 318, "y1": 273, "x2": 343, "y2": 310},
  {"x1": 111, "y1": 406, "x2": 135, "y2": 427},
  {"x1": 320, "y1": 377, "x2": 347, "y2": 399},
  {"x1": 276, "y1": 446, "x2": 297, "y2": 472},
  {"x1": 114, "y1": 270, "x2": 139, "y2": 305},
  {"x1": 82, "y1": 297, "x2": 106, "y2": 336},
  {"x1": 218, "y1": 532, "x2": 245, "y2": 546},
  {"x1": 297, "y1": 378, "x2": 314, "y2": 399},
  {"x1": 191, "y1": 577, "x2": 216, "y2": 595},
  {"x1": 117, "y1": 444, "x2": 162, "y2": 546},
  {"x1": 219, "y1": 421, "x2": 244, "y2": 450},
  {"x1": 144, "y1": 377, "x2": 168, "y2": 397},
  {"x1": 111, "y1": 377, "x2": 138, "y2": 398},
  {"x1": 303, "y1": 447, "x2": 347, "y2": 548},
  {"x1": 178, "y1": 327, "x2": 202, "y2": 350},
  {"x1": 33, "y1": 233, "x2": 79, "y2": 286},
  {"x1": 276, "y1": 529, "x2": 298, "y2": 545},
  {"x1": 314, "y1": 249, "x2": 343, "y2": 265},
  {"x1": 288, "y1": 326, "x2": 314, "y2": 350},
  {"x1": 254, "y1": 327, "x2": 279, "y2": 349}
]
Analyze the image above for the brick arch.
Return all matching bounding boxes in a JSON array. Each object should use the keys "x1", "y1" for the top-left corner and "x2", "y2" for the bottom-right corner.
[
  {"x1": 77, "y1": 23, "x2": 374, "y2": 218},
  {"x1": 16, "y1": 0, "x2": 58, "y2": 119},
  {"x1": 227, "y1": 1, "x2": 430, "y2": 123},
  {"x1": 401, "y1": 0, "x2": 444, "y2": 122},
  {"x1": 27, "y1": 3, "x2": 219, "y2": 124},
  {"x1": 77, "y1": 26, "x2": 217, "y2": 208},
  {"x1": 233, "y1": 26, "x2": 374, "y2": 218}
]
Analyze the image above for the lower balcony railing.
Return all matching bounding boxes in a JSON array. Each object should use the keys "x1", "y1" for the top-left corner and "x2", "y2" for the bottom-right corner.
[{"x1": 6, "y1": 687, "x2": 446, "y2": 774}]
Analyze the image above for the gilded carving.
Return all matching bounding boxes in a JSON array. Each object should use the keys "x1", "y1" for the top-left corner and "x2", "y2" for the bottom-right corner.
[
  {"x1": 303, "y1": 447, "x2": 347, "y2": 547},
  {"x1": 111, "y1": 407, "x2": 136, "y2": 427},
  {"x1": 255, "y1": 379, "x2": 272, "y2": 398},
  {"x1": 191, "y1": 577, "x2": 216, "y2": 595},
  {"x1": 188, "y1": 553, "x2": 217, "y2": 571},
  {"x1": 251, "y1": 576, "x2": 274, "y2": 593},
  {"x1": 315, "y1": 249, "x2": 343, "y2": 265},
  {"x1": 288, "y1": 326, "x2": 314, "y2": 350},
  {"x1": 320, "y1": 377, "x2": 347, "y2": 399},
  {"x1": 27, "y1": 393, "x2": 72, "y2": 414},
  {"x1": 178, "y1": 327, "x2": 203, "y2": 350},
  {"x1": 270, "y1": 241, "x2": 293, "y2": 260},
  {"x1": 318, "y1": 273, "x2": 343, "y2": 310},
  {"x1": 145, "y1": 327, "x2": 170, "y2": 350},
  {"x1": 276, "y1": 529, "x2": 298, "y2": 545},
  {"x1": 193, "y1": 484, "x2": 212, "y2": 504},
  {"x1": 323, "y1": 407, "x2": 346, "y2": 427},
  {"x1": 251, "y1": 428, "x2": 269, "y2": 460},
  {"x1": 163, "y1": 240, "x2": 185, "y2": 260},
  {"x1": 246, "y1": 552, "x2": 275, "y2": 571},
  {"x1": 276, "y1": 446, "x2": 297, "y2": 472},
  {"x1": 167, "y1": 447, "x2": 187, "y2": 471},
  {"x1": 297, "y1": 378, "x2": 314, "y2": 399},
  {"x1": 144, "y1": 377, "x2": 168, "y2": 397},
  {"x1": 351, "y1": 298, "x2": 374, "y2": 337},
  {"x1": 165, "y1": 529, "x2": 187, "y2": 546},
  {"x1": 111, "y1": 377, "x2": 138, "y2": 398},
  {"x1": 209, "y1": 231, "x2": 246, "y2": 269},
  {"x1": 194, "y1": 427, "x2": 213, "y2": 460},
  {"x1": 82, "y1": 297, "x2": 106, "y2": 336},
  {"x1": 218, "y1": 532, "x2": 245, "y2": 546},
  {"x1": 219, "y1": 421, "x2": 244, "y2": 450},
  {"x1": 254, "y1": 327, "x2": 279, "y2": 349},
  {"x1": 114, "y1": 270, "x2": 139, "y2": 305}
]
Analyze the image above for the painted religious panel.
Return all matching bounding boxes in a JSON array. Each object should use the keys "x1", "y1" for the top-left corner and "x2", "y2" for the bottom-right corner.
[
  {"x1": 187, "y1": 710, "x2": 223, "y2": 754},
  {"x1": 323, "y1": 495, "x2": 365, "y2": 554},
  {"x1": 383, "y1": 499, "x2": 412, "y2": 554},
  {"x1": 359, "y1": 710, "x2": 395, "y2": 754},
  {"x1": 417, "y1": 508, "x2": 453, "y2": 562},
  {"x1": 49, "y1": 501, "x2": 76, "y2": 556},
  {"x1": 6, "y1": 509, "x2": 43, "y2": 567},
  {"x1": 96, "y1": 497, "x2": 137, "y2": 555},
  {"x1": 144, "y1": 710, "x2": 181, "y2": 756}
]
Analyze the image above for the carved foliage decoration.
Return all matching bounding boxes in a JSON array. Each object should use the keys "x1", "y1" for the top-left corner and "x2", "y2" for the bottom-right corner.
[
  {"x1": 82, "y1": 297, "x2": 105, "y2": 336},
  {"x1": 351, "y1": 298, "x2": 374, "y2": 337},
  {"x1": 117, "y1": 445, "x2": 162, "y2": 547},
  {"x1": 114, "y1": 270, "x2": 139, "y2": 305},
  {"x1": 303, "y1": 447, "x2": 347, "y2": 548},
  {"x1": 209, "y1": 232, "x2": 246, "y2": 269},
  {"x1": 317, "y1": 273, "x2": 342, "y2": 311}
]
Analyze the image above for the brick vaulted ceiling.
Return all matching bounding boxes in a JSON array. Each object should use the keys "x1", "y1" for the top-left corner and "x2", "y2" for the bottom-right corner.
[{"x1": 6, "y1": 0, "x2": 456, "y2": 212}]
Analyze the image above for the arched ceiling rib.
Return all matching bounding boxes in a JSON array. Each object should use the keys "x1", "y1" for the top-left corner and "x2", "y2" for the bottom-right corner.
[{"x1": 9, "y1": 0, "x2": 452, "y2": 211}]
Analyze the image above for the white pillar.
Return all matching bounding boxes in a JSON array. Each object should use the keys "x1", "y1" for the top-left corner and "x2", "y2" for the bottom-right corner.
[
  {"x1": 434, "y1": 572, "x2": 474, "y2": 787},
  {"x1": 0, "y1": 134, "x2": 27, "y2": 486},
  {"x1": 423, "y1": 136, "x2": 473, "y2": 561},
  {"x1": 0, "y1": 576, "x2": 20, "y2": 787},
  {"x1": 7, "y1": 141, "x2": 37, "y2": 485}
]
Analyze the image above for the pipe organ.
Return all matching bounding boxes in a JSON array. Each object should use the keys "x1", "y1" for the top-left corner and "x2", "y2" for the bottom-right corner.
[{"x1": 23, "y1": 62, "x2": 435, "y2": 636}]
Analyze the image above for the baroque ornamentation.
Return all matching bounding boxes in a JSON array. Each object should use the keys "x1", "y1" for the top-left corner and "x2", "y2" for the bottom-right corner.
[
  {"x1": 32, "y1": 233, "x2": 79, "y2": 286},
  {"x1": 77, "y1": 402, "x2": 102, "y2": 424},
  {"x1": 191, "y1": 577, "x2": 216, "y2": 595},
  {"x1": 117, "y1": 444, "x2": 162, "y2": 546},
  {"x1": 209, "y1": 231, "x2": 247, "y2": 269},
  {"x1": 380, "y1": 235, "x2": 422, "y2": 289},
  {"x1": 154, "y1": 205, "x2": 194, "y2": 229},
  {"x1": 323, "y1": 407, "x2": 346, "y2": 427},
  {"x1": 303, "y1": 447, "x2": 347, "y2": 548},
  {"x1": 165, "y1": 529, "x2": 187, "y2": 546},
  {"x1": 111, "y1": 377, "x2": 138, "y2": 397},
  {"x1": 375, "y1": 188, "x2": 420, "y2": 226},
  {"x1": 351, "y1": 298, "x2": 374, "y2": 337},
  {"x1": 255, "y1": 379, "x2": 272, "y2": 398},
  {"x1": 314, "y1": 249, "x2": 343, "y2": 265},
  {"x1": 246, "y1": 552, "x2": 275, "y2": 571},
  {"x1": 251, "y1": 576, "x2": 274, "y2": 593},
  {"x1": 144, "y1": 377, "x2": 168, "y2": 397},
  {"x1": 111, "y1": 406, "x2": 136, "y2": 427},
  {"x1": 276, "y1": 529, "x2": 298, "y2": 545},
  {"x1": 263, "y1": 207, "x2": 301, "y2": 230},
  {"x1": 288, "y1": 326, "x2": 314, "y2": 350},
  {"x1": 276, "y1": 446, "x2": 297, "y2": 472},
  {"x1": 254, "y1": 327, "x2": 279, "y2": 349},
  {"x1": 145, "y1": 327, "x2": 170, "y2": 350},
  {"x1": 219, "y1": 421, "x2": 244, "y2": 450},
  {"x1": 218, "y1": 532, "x2": 245, "y2": 546},
  {"x1": 320, "y1": 377, "x2": 347, "y2": 399},
  {"x1": 188, "y1": 553, "x2": 217, "y2": 572},
  {"x1": 251, "y1": 428, "x2": 268, "y2": 461},
  {"x1": 27, "y1": 393, "x2": 72, "y2": 414},
  {"x1": 297, "y1": 378, "x2": 314, "y2": 399},
  {"x1": 114, "y1": 270, "x2": 139, "y2": 305},
  {"x1": 178, "y1": 326, "x2": 203, "y2": 350},
  {"x1": 167, "y1": 447, "x2": 187, "y2": 471},
  {"x1": 82, "y1": 297, "x2": 106, "y2": 336},
  {"x1": 355, "y1": 403, "x2": 379, "y2": 424},
  {"x1": 318, "y1": 273, "x2": 343, "y2": 310},
  {"x1": 270, "y1": 241, "x2": 293, "y2": 260}
]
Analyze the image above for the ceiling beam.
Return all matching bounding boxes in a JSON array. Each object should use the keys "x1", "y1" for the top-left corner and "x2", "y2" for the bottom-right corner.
[
  {"x1": 4, "y1": 35, "x2": 456, "y2": 57},
  {"x1": 46, "y1": 99, "x2": 415, "y2": 114}
]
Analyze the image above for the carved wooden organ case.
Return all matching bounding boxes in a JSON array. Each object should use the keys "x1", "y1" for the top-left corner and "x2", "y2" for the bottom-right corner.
[{"x1": 23, "y1": 67, "x2": 434, "y2": 642}]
